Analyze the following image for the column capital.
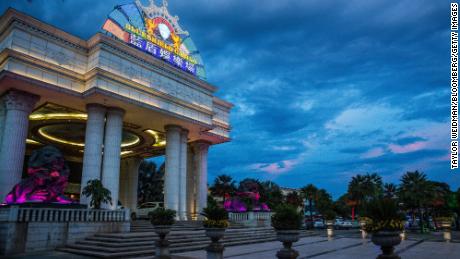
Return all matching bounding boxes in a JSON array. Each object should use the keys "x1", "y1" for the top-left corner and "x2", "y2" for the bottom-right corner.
[
  {"x1": 2, "y1": 90, "x2": 39, "y2": 113},
  {"x1": 191, "y1": 140, "x2": 211, "y2": 151},
  {"x1": 165, "y1": 124, "x2": 182, "y2": 132},
  {"x1": 86, "y1": 103, "x2": 107, "y2": 113},
  {"x1": 106, "y1": 107, "x2": 125, "y2": 117}
]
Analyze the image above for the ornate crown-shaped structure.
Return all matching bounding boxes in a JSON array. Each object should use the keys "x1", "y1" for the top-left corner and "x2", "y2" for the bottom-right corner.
[{"x1": 135, "y1": 0, "x2": 189, "y2": 36}]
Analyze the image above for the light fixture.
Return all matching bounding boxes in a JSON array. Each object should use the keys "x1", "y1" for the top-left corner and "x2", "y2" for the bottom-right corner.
[
  {"x1": 26, "y1": 139, "x2": 42, "y2": 145},
  {"x1": 29, "y1": 113, "x2": 88, "y2": 121},
  {"x1": 144, "y1": 129, "x2": 166, "y2": 147}
]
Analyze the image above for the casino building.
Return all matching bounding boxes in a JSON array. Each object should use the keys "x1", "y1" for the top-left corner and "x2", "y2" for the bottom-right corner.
[{"x1": 0, "y1": 0, "x2": 232, "y2": 221}]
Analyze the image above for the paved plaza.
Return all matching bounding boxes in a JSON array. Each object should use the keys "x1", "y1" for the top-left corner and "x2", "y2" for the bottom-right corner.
[
  {"x1": 176, "y1": 236, "x2": 460, "y2": 259},
  {"x1": 4, "y1": 233, "x2": 459, "y2": 259}
]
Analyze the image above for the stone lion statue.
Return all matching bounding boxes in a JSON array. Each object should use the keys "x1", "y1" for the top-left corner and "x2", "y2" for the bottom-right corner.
[{"x1": 4, "y1": 145, "x2": 73, "y2": 204}]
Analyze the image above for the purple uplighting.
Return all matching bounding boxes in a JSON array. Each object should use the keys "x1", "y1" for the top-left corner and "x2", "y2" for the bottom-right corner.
[{"x1": 4, "y1": 146, "x2": 74, "y2": 205}]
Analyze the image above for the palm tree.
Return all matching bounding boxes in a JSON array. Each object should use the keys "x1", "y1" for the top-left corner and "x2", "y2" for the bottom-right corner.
[
  {"x1": 347, "y1": 173, "x2": 383, "y2": 220},
  {"x1": 82, "y1": 179, "x2": 112, "y2": 209},
  {"x1": 384, "y1": 183, "x2": 398, "y2": 199},
  {"x1": 398, "y1": 171, "x2": 432, "y2": 232},
  {"x1": 300, "y1": 184, "x2": 318, "y2": 224},
  {"x1": 210, "y1": 174, "x2": 237, "y2": 205}
]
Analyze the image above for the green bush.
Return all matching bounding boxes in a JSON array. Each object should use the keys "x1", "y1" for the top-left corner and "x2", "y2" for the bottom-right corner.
[
  {"x1": 202, "y1": 205, "x2": 229, "y2": 228},
  {"x1": 202, "y1": 205, "x2": 229, "y2": 221},
  {"x1": 149, "y1": 208, "x2": 176, "y2": 226},
  {"x1": 271, "y1": 204, "x2": 302, "y2": 230},
  {"x1": 363, "y1": 198, "x2": 405, "y2": 233}
]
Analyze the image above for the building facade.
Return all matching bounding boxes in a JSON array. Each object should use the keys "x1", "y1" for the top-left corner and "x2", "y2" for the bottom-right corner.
[{"x1": 0, "y1": 1, "x2": 232, "y2": 220}]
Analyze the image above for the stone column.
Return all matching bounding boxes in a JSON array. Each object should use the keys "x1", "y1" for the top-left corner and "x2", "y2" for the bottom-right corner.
[
  {"x1": 119, "y1": 157, "x2": 142, "y2": 211},
  {"x1": 80, "y1": 104, "x2": 106, "y2": 206},
  {"x1": 193, "y1": 141, "x2": 210, "y2": 215},
  {"x1": 178, "y1": 129, "x2": 188, "y2": 220},
  {"x1": 0, "y1": 90, "x2": 39, "y2": 202},
  {"x1": 186, "y1": 146, "x2": 195, "y2": 220},
  {"x1": 0, "y1": 99, "x2": 5, "y2": 149},
  {"x1": 164, "y1": 125, "x2": 181, "y2": 217},
  {"x1": 119, "y1": 159, "x2": 128, "y2": 207},
  {"x1": 126, "y1": 157, "x2": 142, "y2": 211},
  {"x1": 101, "y1": 107, "x2": 125, "y2": 210}
]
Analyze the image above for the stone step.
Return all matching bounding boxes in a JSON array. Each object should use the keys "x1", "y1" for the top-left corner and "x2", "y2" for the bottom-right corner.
[
  {"x1": 94, "y1": 229, "x2": 275, "y2": 240},
  {"x1": 59, "y1": 235, "x2": 281, "y2": 258},
  {"x1": 72, "y1": 234, "x2": 277, "y2": 253},
  {"x1": 85, "y1": 230, "x2": 276, "y2": 244}
]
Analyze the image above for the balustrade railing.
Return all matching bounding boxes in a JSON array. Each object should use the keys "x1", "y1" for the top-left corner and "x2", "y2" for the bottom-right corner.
[
  {"x1": 228, "y1": 211, "x2": 273, "y2": 224},
  {"x1": 0, "y1": 206, "x2": 130, "y2": 223}
]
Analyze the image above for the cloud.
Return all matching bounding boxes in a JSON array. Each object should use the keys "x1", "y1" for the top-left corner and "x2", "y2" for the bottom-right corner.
[{"x1": 249, "y1": 159, "x2": 300, "y2": 174}]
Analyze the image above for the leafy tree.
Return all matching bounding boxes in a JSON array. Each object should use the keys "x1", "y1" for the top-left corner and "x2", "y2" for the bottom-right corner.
[
  {"x1": 138, "y1": 160, "x2": 164, "y2": 204},
  {"x1": 285, "y1": 191, "x2": 303, "y2": 208},
  {"x1": 333, "y1": 194, "x2": 352, "y2": 218},
  {"x1": 82, "y1": 179, "x2": 112, "y2": 209},
  {"x1": 237, "y1": 178, "x2": 261, "y2": 193},
  {"x1": 259, "y1": 181, "x2": 284, "y2": 210},
  {"x1": 210, "y1": 174, "x2": 237, "y2": 205},
  {"x1": 300, "y1": 184, "x2": 318, "y2": 223},
  {"x1": 398, "y1": 171, "x2": 432, "y2": 232},
  {"x1": 315, "y1": 189, "x2": 334, "y2": 215}
]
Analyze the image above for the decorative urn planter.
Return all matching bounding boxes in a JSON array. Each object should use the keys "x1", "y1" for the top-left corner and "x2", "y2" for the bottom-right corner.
[
  {"x1": 325, "y1": 220, "x2": 334, "y2": 239},
  {"x1": 275, "y1": 229, "x2": 300, "y2": 259},
  {"x1": 153, "y1": 225, "x2": 172, "y2": 259},
  {"x1": 205, "y1": 228, "x2": 226, "y2": 259},
  {"x1": 371, "y1": 231, "x2": 402, "y2": 259}
]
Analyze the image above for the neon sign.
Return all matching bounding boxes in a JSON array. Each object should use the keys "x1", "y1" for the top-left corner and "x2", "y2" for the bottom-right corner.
[{"x1": 102, "y1": 0, "x2": 205, "y2": 78}]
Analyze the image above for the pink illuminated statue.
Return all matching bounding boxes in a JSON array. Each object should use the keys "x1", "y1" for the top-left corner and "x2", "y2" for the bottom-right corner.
[{"x1": 4, "y1": 146, "x2": 73, "y2": 204}]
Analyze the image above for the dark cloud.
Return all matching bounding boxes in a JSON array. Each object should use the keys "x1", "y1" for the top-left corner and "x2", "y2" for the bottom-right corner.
[{"x1": 1, "y1": 0, "x2": 456, "y2": 198}]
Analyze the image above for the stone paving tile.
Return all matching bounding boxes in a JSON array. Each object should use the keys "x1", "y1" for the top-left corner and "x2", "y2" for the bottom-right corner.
[
  {"x1": 310, "y1": 239, "x2": 417, "y2": 259},
  {"x1": 175, "y1": 236, "x2": 460, "y2": 259},
  {"x1": 399, "y1": 241, "x2": 460, "y2": 259}
]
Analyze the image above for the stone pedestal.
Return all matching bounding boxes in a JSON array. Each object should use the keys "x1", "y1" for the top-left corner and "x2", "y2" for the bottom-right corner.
[
  {"x1": 164, "y1": 125, "x2": 181, "y2": 215},
  {"x1": 101, "y1": 108, "x2": 125, "y2": 210},
  {"x1": 205, "y1": 228, "x2": 226, "y2": 259},
  {"x1": 80, "y1": 104, "x2": 106, "y2": 206},
  {"x1": 0, "y1": 90, "x2": 39, "y2": 202},
  {"x1": 154, "y1": 226, "x2": 172, "y2": 259},
  {"x1": 275, "y1": 230, "x2": 300, "y2": 259}
]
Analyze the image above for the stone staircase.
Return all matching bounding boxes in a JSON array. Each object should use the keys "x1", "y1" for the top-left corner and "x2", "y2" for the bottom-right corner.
[{"x1": 57, "y1": 221, "x2": 314, "y2": 258}]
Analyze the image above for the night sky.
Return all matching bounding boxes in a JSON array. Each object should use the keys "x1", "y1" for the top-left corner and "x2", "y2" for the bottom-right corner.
[{"x1": 0, "y1": 0, "x2": 455, "y2": 198}]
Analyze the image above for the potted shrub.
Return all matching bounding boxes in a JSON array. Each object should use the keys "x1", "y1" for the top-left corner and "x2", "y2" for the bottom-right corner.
[
  {"x1": 323, "y1": 210, "x2": 336, "y2": 239},
  {"x1": 271, "y1": 204, "x2": 303, "y2": 259},
  {"x1": 150, "y1": 208, "x2": 176, "y2": 259},
  {"x1": 201, "y1": 205, "x2": 229, "y2": 259},
  {"x1": 81, "y1": 179, "x2": 112, "y2": 209},
  {"x1": 364, "y1": 199, "x2": 404, "y2": 259}
]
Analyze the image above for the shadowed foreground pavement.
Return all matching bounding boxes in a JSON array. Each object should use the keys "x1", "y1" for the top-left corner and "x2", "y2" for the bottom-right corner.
[
  {"x1": 3, "y1": 232, "x2": 460, "y2": 259},
  {"x1": 176, "y1": 236, "x2": 460, "y2": 259}
]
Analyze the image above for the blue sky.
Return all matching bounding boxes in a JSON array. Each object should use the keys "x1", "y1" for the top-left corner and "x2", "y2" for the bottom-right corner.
[{"x1": 1, "y1": 0, "x2": 455, "y2": 198}]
